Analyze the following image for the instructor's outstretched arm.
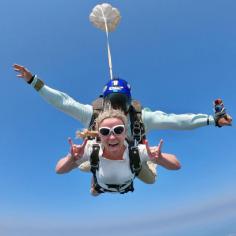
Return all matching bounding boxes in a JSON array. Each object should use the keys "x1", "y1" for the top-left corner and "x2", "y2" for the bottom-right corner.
[{"x1": 13, "y1": 64, "x2": 93, "y2": 126}]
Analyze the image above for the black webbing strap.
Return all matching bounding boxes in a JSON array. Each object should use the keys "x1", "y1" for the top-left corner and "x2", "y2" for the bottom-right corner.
[
  {"x1": 96, "y1": 182, "x2": 134, "y2": 194},
  {"x1": 129, "y1": 103, "x2": 146, "y2": 144},
  {"x1": 90, "y1": 144, "x2": 100, "y2": 174},
  {"x1": 128, "y1": 142, "x2": 142, "y2": 176}
]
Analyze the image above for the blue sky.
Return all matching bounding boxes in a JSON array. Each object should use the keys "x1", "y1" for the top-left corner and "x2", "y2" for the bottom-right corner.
[{"x1": 0, "y1": 0, "x2": 235, "y2": 235}]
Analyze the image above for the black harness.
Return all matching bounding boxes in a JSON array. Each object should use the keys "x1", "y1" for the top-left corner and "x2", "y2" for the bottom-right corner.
[
  {"x1": 88, "y1": 96, "x2": 146, "y2": 194},
  {"x1": 90, "y1": 141, "x2": 142, "y2": 194}
]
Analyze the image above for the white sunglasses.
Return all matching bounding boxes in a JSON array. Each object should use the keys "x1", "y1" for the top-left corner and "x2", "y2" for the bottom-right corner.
[{"x1": 99, "y1": 125, "x2": 125, "y2": 136}]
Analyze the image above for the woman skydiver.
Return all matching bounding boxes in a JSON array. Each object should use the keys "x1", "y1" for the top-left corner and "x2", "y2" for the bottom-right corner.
[{"x1": 55, "y1": 109, "x2": 180, "y2": 195}]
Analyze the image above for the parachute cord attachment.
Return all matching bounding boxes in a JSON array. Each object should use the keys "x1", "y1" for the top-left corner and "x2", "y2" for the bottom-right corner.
[{"x1": 98, "y1": 5, "x2": 113, "y2": 80}]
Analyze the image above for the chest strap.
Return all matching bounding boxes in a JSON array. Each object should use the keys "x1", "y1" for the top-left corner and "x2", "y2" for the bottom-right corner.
[{"x1": 95, "y1": 181, "x2": 134, "y2": 194}]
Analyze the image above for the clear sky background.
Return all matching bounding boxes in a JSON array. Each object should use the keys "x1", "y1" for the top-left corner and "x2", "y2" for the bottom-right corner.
[{"x1": 0, "y1": 0, "x2": 235, "y2": 235}]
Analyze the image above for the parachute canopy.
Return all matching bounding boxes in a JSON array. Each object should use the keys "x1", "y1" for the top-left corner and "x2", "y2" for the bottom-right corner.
[{"x1": 89, "y1": 3, "x2": 121, "y2": 32}]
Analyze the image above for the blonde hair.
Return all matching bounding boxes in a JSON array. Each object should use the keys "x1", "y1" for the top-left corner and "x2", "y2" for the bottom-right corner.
[
  {"x1": 95, "y1": 109, "x2": 128, "y2": 131},
  {"x1": 76, "y1": 109, "x2": 128, "y2": 139}
]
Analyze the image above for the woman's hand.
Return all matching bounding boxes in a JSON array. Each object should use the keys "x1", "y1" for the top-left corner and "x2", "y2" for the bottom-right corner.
[
  {"x1": 55, "y1": 138, "x2": 88, "y2": 174},
  {"x1": 68, "y1": 137, "x2": 87, "y2": 161},
  {"x1": 145, "y1": 139, "x2": 163, "y2": 161},
  {"x1": 145, "y1": 139, "x2": 181, "y2": 170},
  {"x1": 13, "y1": 64, "x2": 33, "y2": 82}
]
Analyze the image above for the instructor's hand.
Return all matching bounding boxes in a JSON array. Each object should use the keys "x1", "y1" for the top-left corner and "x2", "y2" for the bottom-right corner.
[
  {"x1": 217, "y1": 114, "x2": 232, "y2": 126},
  {"x1": 13, "y1": 64, "x2": 33, "y2": 82}
]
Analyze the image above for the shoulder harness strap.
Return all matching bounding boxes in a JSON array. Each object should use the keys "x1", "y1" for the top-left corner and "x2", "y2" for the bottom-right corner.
[
  {"x1": 90, "y1": 144, "x2": 104, "y2": 193},
  {"x1": 129, "y1": 100, "x2": 146, "y2": 144},
  {"x1": 88, "y1": 96, "x2": 104, "y2": 131},
  {"x1": 87, "y1": 96, "x2": 104, "y2": 140},
  {"x1": 90, "y1": 144, "x2": 100, "y2": 174},
  {"x1": 128, "y1": 141, "x2": 142, "y2": 176}
]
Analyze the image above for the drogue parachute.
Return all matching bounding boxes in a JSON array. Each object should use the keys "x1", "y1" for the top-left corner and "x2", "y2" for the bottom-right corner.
[
  {"x1": 89, "y1": 3, "x2": 121, "y2": 80},
  {"x1": 89, "y1": 3, "x2": 121, "y2": 32}
]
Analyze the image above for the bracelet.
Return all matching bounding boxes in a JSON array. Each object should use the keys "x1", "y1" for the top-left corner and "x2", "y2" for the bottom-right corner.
[
  {"x1": 27, "y1": 75, "x2": 35, "y2": 84},
  {"x1": 34, "y1": 78, "x2": 44, "y2": 91},
  {"x1": 207, "y1": 116, "x2": 209, "y2": 125}
]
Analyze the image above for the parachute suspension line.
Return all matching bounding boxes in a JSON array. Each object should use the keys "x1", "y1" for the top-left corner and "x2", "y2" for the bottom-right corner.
[{"x1": 98, "y1": 5, "x2": 113, "y2": 80}]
